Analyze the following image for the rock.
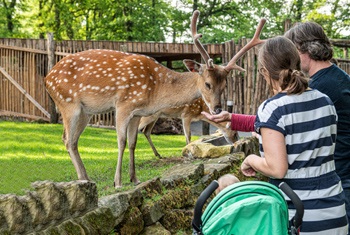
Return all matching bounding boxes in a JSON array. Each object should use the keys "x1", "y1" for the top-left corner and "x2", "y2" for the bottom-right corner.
[
  {"x1": 134, "y1": 178, "x2": 163, "y2": 199},
  {"x1": 56, "y1": 220, "x2": 84, "y2": 234},
  {"x1": 31, "y1": 181, "x2": 69, "y2": 222},
  {"x1": 161, "y1": 163, "x2": 204, "y2": 188},
  {"x1": 57, "y1": 181, "x2": 98, "y2": 216},
  {"x1": 161, "y1": 209, "x2": 193, "y2": 234},
  {"x1": 23, "y1": 191, "x2": 48, "y2": 230},
  {"x1": 182, "y1": 142, "x2": 233, "y2": 158},
  {"x1": 117, "y1": 207, "x2": 144, "y2": 235},
  {"x1": 98, "y1": 193, "x2": 130, "y2": 226},
  {"x1": 0, "y1": 194, "x2": 32, "y2": 233},
  {"x1": 202, "y1": 135, "x2": 231, "y2": 146},
  {"x1": 204, "y1": 163, "x2": 231, "y2": 176},
  {"x1": 142, "y1": 186, "x2": 196, "y2": 227},
  {"x1": 204, "y1": 153, "x2": 243, "y2": 165},
  {"x1": 75, "y1": 207, "x2": 115, "y2": 234},
  {"x1": 141, "y1": 200, "x2": 164, "y2": 226},
  {"x1": 37, "y1": 225, "x2": 61, "y2": 235},
  {"x1": 0, "y1": 210, "x2": 8, "y2": 234},
  {"x1": 232, "y1": 136, "x2": 259, "y2": 156},
  {"x1": 140, "y1": 222, "x2": 171, "y2": 235}
]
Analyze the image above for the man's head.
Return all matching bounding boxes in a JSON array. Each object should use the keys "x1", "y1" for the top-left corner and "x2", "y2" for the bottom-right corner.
[{"x1": 284, "y1": 22, "x2": 333, "y2": 62}]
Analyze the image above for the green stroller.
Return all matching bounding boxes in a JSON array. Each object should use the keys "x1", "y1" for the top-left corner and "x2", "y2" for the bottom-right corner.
[{"x1": 192, "y1": 181, "x2": 304, "y2": 235}]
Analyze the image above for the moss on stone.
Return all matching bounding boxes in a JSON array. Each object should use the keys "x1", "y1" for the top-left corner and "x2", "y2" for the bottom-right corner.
[
  {"x1": 57, "y1": 220, "x2": 84, "y2": 234},
  {"x1": 117, "y1": 207, "x2": 144, "y2": 235}
]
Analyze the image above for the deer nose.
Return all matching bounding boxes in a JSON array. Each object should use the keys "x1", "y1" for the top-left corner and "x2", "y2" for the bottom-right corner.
[{"x1": 214, "y1": 107, "x2": 222, "y2": 114}]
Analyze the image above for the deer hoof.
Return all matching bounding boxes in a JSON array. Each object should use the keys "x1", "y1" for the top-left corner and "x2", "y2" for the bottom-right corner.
[
  {"x1": 131, "y1": 179, "x2": 141, "y2": 186},
  {"x1": 114, "y1": 182, "x2": 122, "y2": 189}
]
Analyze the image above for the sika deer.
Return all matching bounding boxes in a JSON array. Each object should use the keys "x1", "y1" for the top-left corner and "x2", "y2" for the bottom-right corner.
[
  {"x1": 138, "y1": 97, "x2": 238, "y2": 158},
  {"x1": 44, "y1": 10, "x2": 265, "y2": 188}
]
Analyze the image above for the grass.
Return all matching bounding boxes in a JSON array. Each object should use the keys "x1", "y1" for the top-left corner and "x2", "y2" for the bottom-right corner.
[{"x1": 0, "y1": 120, "x2": 197, "y2": 196}]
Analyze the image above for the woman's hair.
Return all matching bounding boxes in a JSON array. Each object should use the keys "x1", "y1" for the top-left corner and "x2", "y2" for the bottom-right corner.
[
  {"x1": 284, "y1": 22, "x2": 333, "y2": 61},
  {"x1": 258, "y1": 36, "x2": 308, "y2": 95}
]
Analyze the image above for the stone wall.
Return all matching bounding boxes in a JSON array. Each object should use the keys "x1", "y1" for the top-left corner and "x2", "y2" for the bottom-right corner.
[{"x1": 0, "y1": 137, "x2": 260, "y2": 235}]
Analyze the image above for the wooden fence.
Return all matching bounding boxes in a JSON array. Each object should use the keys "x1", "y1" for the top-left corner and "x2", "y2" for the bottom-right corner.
[{"x1": 0, "y1": 37, "x2": 349, "y2": 128}]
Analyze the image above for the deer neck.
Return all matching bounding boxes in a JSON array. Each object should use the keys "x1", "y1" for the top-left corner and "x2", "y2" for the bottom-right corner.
[{"x1": 153, "y1": 68, "x2": 201, "y2": 108}]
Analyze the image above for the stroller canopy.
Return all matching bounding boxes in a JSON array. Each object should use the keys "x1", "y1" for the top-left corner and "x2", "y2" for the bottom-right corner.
[{"x1": 199, "y1": 181, "x2": 290, "y2": 235}]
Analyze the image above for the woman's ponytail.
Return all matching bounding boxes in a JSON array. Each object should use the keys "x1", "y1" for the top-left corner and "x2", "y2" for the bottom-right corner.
[{"x1": 282, "y1": 69, "x2": 308, "y2": 94}]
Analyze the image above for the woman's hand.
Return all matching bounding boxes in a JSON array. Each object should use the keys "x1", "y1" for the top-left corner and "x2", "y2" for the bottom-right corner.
[
  {"x1": 201, "y1": 110, "x2": 231, "y2": 123},
  {"x1": 241, "y1": 156, "x2": 257, "y2": 176},
  {"x1": 240, "y1": 128, "x2": 288, "y2": 179}
]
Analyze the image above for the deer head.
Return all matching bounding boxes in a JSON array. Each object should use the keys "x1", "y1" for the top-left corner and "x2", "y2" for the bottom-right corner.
[{"x1": 188, "y1": 10, "x2": 266, "y2": 114}]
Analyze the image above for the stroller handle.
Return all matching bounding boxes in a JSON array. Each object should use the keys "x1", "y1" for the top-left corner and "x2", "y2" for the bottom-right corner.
[
  {"x1": 192, "y1": 180, "x2": 219, "y2": 233},
  {"x1": 279, "y1": 182, "x2": 304, "y2": 229}
]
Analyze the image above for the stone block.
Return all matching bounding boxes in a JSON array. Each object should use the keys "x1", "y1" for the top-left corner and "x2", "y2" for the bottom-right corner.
[
  {"x1": 23, "y1": 191, "x2": 48, "y2": 230},
  {"x1": 98, "y1": 193, "x2": 129, "y2": 226},
  {"x1": 0, "y1": 194, "x2": 32, "y2": 233},
  {"x1": 58, "y1": 180, "x2": 98, "y2": 216},
  {"x1": 134, "y1": 178, "x2": 163, "y2": 199},
  {"x1": 117, "y1": 207, "x2": 144, "y2": 235},
  {"x1": 31, "y1": 181, "x2": 69, "y2": 222},
  {"x1": 139, "y1": 221, "x2": 171, "y2": 235},
  {"x1": 182, "y1": 142, "x2": 233, "y2": 159},
  {"x1": 161, "y1": 209, "x2": 193, "y2": 234},
  {"x1": 161, "y1": 163, "x2": 204, "y2": 188},
  {"x1": 75, "y1": 207, "x2": 115, "y2": 235},
  {"x1": 141, "y1": 200, "x2": 164, "y2": 226},
  {"x1": 56, "y1": 219, "x2": 84, "y2": 234}
]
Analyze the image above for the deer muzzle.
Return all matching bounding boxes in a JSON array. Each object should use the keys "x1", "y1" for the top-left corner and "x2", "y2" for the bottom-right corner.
[{"x1": 214, "y1": 107, "x2": 222, "y2": 114}]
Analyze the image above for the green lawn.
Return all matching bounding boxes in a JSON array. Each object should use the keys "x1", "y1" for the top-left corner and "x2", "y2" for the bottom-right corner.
[{"x1": 0, "y1": 120, "x2": 196, "y2": 196}]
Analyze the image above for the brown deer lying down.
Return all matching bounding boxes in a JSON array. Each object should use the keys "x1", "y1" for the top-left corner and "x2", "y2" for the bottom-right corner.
[
  {"x1": 138, "y1": 97, "x2": 238, "y2": 158},
  {"x1": 44, "y1": 10, "x2": 265, "y2": 188}
]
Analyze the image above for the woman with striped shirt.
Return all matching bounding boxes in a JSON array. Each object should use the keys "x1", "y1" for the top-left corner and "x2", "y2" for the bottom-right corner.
[{"x1": 203, "y1": 36, "x2": 348, "y2": 234}]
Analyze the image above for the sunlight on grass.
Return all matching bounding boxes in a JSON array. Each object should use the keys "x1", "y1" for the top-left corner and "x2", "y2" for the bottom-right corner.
[{"x1": 0, "y1": 120, "x2": 198, "y2": 196}]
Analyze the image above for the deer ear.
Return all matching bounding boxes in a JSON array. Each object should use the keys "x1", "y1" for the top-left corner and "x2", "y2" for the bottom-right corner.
[{"x1": 183, "y1": 59, "x2": 202, "y2": 73}]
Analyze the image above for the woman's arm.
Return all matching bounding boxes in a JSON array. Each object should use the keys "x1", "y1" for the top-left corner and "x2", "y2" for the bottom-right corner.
[
  {"x1": 231, "y1": 113, "x2": 255, "y2": 132},
  {"x1": 241, "y1": 127, "x2": 288, "y2": 179},
  {"x1": 201, "y1": 111, "x2": 256, "y2": 132}
]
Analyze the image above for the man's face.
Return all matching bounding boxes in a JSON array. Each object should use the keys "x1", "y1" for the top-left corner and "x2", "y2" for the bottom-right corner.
[{"x1": 298, "y1": 50, "x2": 311, "y2": 74}]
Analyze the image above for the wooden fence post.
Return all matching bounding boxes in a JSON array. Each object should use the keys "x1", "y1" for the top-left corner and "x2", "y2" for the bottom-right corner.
[
  {"x1": 47, "y1": 32, "x2": 59, "y2": 123},
  {"x1": 284, "y1": 19, "x2": 292, "y2": 33}
]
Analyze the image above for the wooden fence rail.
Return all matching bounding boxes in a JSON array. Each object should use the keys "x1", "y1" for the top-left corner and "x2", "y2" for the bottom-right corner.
[{"x1": 1, "y1": 37, "x2": 349, "y2": 128}]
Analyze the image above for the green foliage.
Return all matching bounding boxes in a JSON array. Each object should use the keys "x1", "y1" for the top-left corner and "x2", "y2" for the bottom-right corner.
[
  {"x1": 0, "y1": 120, "x2": 195, "y2": 196},
  {"x1": 0, "y1": 0, "x2": 349, "y2": 41}
]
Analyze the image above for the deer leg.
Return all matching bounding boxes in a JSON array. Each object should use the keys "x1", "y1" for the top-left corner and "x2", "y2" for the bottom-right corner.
[
  {"x1": 139, "y1": 114, "x2": 162, "y2": 158},
  {"x1": 182, "y1": 117, "x2": 193, "y2": 144},
  {"x1": 142, "y1": 119, "x2": 162, "y2": 158},
  {"x1": 62, "y1": 128, "x2": 67, "y2": 144},
  {"x1": 61, "y1": 105, "x2": 91, "y2": 180},
  {"x1": 114, "y1": 111, "x2": 130, "y2": 188},
  {"x1": 127, "y1": 116, "x2": 141, "y2": 185}
]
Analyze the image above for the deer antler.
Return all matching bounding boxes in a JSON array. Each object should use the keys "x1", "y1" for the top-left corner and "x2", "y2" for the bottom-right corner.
[
  {"x1": 224, "y1": 18, "x2": 266, "y2": 73},
  {"x1": 191, "y1": 10, "x2": 214, "y2": 69}
]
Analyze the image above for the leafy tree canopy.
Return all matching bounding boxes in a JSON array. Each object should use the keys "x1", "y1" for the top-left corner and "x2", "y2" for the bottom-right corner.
[{"x1": 0, "y1": 0, "x2": 349, "y2": 42}]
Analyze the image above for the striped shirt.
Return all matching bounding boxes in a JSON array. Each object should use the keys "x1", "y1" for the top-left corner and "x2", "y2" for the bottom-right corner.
[{"x1": 255, "y1": 89, "x2": 348, "y2": 234}]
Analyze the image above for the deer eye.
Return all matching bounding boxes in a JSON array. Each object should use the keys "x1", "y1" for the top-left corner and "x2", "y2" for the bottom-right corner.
[{"x1": 205, "y1": 82, "x2": 211, "y2": 90}]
